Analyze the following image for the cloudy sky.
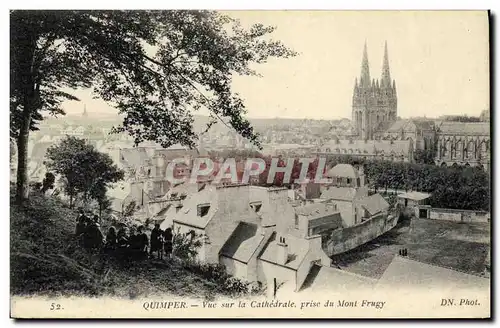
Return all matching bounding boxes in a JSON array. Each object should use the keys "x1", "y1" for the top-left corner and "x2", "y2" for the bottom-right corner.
[{"x1": 63, "y1": 10, "x2": 489, "y2": 120}]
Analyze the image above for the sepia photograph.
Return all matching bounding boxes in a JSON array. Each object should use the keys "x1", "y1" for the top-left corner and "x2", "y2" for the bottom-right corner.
[{"x1": 9, "y1": 9, "x2": 491, "y2": 319}]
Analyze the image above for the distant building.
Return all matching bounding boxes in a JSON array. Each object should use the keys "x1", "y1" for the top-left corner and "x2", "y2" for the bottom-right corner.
[
  {"x1": 376, "y1": 119, "x2": 437, "y2": 151},
  {"x1": 434, "y1": 122, "x2": 490, "y2": 170},
  {"x1": 318, "y1": 138, "x2": 414, "y2": 163},
  {"x1": 352, "y1": 41, "x2": 397, "y2": 140},
  {"x1": 480, "y1": 109, "x2": 490, "y2": 122},
  {"x1": 331, "y1": 41, "x2": 414, "y2": 160}
]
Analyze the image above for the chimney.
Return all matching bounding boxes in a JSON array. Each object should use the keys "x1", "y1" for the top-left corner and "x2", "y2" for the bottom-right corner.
[{"x1": 276, "y1": 236, "x2": 288, "y2": 265}]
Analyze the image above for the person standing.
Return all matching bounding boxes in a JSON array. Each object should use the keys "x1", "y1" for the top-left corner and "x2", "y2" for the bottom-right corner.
[
  {"x1": 150, "y1": 223, "x2": 164, "y2": 260},
  {"x1": 104, "y1": 226, "x2": 118, "y2": 254},
  {"x1": 116, "y1": 226, "x2": 129, "y2": 262},
  {"x1": 137, "y1": 226, "x2": 149, "y2": 260},
  {"x1": 128, "y1": 227, "x2": 140, "y2": 260},
  {"x1": 163, "y1": 227, "x2": 173, "y2": 260},
  {"x1": 84, "y1": 215, "x2": 104, "y2": 254}
]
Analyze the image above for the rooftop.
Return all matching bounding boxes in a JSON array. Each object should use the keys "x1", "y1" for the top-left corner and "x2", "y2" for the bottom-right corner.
[
  {"x1": 259, "y1": 232, "x2": 310, "y2": 271},
  {"x1": 358, "y1": 194, "x2": 390, "y2": 216},
  {"x1": 326, "y1": 164, "x2": 358, "y2": 179},
  {"x1": 219, "y1": 222, "x2": 266, "y2": 263},
  {"x1": 398, "y1": 191, "x2": 431, "y2": 201},
  {"x1": 438, "y1": 122, "x2": 490, "y2": 135}
]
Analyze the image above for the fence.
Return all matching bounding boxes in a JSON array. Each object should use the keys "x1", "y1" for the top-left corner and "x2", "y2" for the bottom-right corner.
[{"x1": 428, "y1": 207, "x2": 490, "y2": 223}]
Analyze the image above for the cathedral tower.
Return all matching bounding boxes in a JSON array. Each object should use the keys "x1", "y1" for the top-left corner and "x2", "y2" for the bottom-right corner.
[{"x1": 352, "y1": 41, "x2": 397, "y2": 140}]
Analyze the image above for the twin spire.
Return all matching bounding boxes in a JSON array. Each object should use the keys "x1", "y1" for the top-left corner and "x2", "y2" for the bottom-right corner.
[{"x1": 357, "y1": 41, "x2": 394, "y2": 90}]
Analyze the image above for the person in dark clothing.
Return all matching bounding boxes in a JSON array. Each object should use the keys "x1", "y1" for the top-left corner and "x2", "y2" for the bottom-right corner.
[
  {"x1": 150, "y1": 223, "x2": 164, "y2": 260},
  {"x1": 128, "y1": 227, "x2": 141, "y2": 260},
  {"x1": 163, "y1": 227, "x2": 173, "y2": 259},
  {"x1": 83, "y1": 217, "x2": 104, "y2": 254},
  {"x1": 75, "y1": 208, "x2": 88, "y2": 242},
  {"x1": 104, "y1": 226, "x2": 118, "y2": 254},
  {"x1": 136, "y1": 226, "x2": 149, "y2": 260},
  {"x1": 116, "y1": 227, "x2": 129, "y2": 262}
]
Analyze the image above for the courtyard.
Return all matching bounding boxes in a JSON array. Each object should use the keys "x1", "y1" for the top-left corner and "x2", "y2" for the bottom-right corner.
[{"x1": 330, "y1": 217, "x2": 490, "y2": 280}]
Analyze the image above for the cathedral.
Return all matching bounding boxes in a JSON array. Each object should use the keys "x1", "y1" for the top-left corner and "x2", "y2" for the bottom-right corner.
[{"x1": 352, "y1": 41, "x2": 397, "y2": 140}]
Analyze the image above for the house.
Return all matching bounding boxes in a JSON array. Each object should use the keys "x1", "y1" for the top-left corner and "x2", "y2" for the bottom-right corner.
[
  {"x1": 119, "y1": 147, "x2": 153, "y2": 181},
  {"x1": 172, "y1": 183, "x2": 261, "y2": 263},
  {"x1": 397, "y1": 191, "x2": 431, "y2": 218},
  {"x1": 321, "y1": 164, "x2": 369, "y2": 226},
  {"x1": 257, "y1": 200, "x2": 336, "y2": 292}
]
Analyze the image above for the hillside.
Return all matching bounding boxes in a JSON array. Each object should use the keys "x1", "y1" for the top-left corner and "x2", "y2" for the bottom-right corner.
[{"x1": 10, "y1": 190, "x2": 262, "y2": 299}]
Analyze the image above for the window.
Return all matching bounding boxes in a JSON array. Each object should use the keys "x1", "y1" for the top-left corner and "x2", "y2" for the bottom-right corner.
[
  {"x1": 197, "y1": 204, "x2": 210, "y2": 217},
  {"x1": 346, "y1": 178, "x2": 352, "y2": 185},
  {"x1": 175, "y1": 205, "x2": 183, "y2": 213},
  {"x1": 250, "y1": 201, "x2": 262, "y2": 213},
  {"x1": 294, "y1": 214, "x2": 299, "y2": 229}
]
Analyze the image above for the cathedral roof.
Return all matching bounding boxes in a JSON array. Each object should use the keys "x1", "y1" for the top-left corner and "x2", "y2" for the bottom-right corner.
[
  {"x1": 438, "y1": 122, "x2": 490, "y2": 136},
  {"x1": 385, "y1": 120, "x2": 410, "y2": 133}
]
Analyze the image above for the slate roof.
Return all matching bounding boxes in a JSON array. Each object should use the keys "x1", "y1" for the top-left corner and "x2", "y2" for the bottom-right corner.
[
  {"x1": 438, "y1": 122, "x2": 490, "y2": 136},
  {"x1": 326, "y1": 164, "x2": 358, "y2": 179},
  {"x1": 120, "y1": 147, "x2": 151, "y2": 167},
  {"x1": 386, "y1": 120, "x2": 410, "y2": 133},
  {"x1": 259, "y1": 232, "x2": 310, "y2": 271},
  {"x1": 249, "y1": 186, "x2": 295, "y2": 227},
  {"x1": 358, "y1": 193, "x2": 390, "y2": 216},
  {"x1": 412, "y1": 120, "x2": 436, "y2": 131},
  {"x1": 398, "y1": 191, "x2": 431, "y2": 201},
  {"x1": 320, "y1": 187, "x2": 358, "y2": 201},
  {"x1": 219, "y1": 222, "x2": 266, "y2": 263}
]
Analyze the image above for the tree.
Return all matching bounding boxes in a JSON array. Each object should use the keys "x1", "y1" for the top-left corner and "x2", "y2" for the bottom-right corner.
[
  {"x1": 123, "y1": 201, "x2": 137, "y2": 218},
  {"x1": 41, "y1": 172, "x2": 55, "y2": 193},
  {"x1": 45, "y1": 136, "x2": 124, "y2": 208},
  {"x1": 414, "y1": 148, "x2": 436, "y2": 165},
  {"x1": 10, "y1": 10, "x2": 297, "y2": 203}
]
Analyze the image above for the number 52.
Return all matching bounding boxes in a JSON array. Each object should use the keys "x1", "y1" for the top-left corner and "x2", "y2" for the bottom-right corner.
[{"x1": 50, "y1": 303, "x2": 62, "y2": 310}]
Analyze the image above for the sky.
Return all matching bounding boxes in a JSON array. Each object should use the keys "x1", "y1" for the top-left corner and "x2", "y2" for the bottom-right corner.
[{"x1": 62, "y1": 10, "x2": 489, "y2": 120}]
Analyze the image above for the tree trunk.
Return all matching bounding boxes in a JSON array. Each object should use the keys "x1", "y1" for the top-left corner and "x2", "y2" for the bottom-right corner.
[{"x1": 15, "y1": 111, "x2": 32, "y2": 204}]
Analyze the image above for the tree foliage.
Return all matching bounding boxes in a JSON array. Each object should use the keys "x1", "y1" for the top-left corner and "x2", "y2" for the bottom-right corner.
[
  {"x1": 41, "y1": 172, "x2": 56, "y2": 193},
  {"x1": 413, "y1": 148, "x2": 436, "y2": 165},
  {"x1": 10, "y1": 10, "x2": 297, "y2": 203},
  {"x1": 45, "y1": 136, "x2": 124, "y2": 208}
]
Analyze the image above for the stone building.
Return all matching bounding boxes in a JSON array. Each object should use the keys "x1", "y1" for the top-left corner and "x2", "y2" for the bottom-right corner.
[
  {"x1": 434, "y1": 122, "x2": 490, "y2": 170},
  {"x1": 352, "y1": 41, "x2": 397, "y2": 140}
]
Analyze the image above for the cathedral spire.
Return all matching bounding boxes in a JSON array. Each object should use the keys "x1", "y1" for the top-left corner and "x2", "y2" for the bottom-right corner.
[
  {"x1": 381, "y1": 41, "x2": 392, "y2": 88},
  {"x1": 360, "y1": 41, "x2": 371, "y2": 88}
]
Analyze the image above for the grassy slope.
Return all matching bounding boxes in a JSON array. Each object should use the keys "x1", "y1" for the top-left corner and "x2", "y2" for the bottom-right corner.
[{"x1": 10, "y1": 192, "x2": 242, "y2": 299}]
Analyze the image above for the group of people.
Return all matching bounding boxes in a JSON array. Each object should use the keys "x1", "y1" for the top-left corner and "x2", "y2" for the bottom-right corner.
[
  {"x1": 74, "y1": 208, "x2": 174, "y2": 262},
  {"x1": 75, "y1": 208, "x2": 105, "y2": 253},
  {"x1": 150, "y1": 223, "x2": 174, "y2": 260}
]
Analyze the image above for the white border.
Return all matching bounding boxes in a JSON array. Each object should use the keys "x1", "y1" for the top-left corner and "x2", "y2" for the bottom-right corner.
[{"x1": 2, "y1": 2, "x2": 497, "y2": 327}]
